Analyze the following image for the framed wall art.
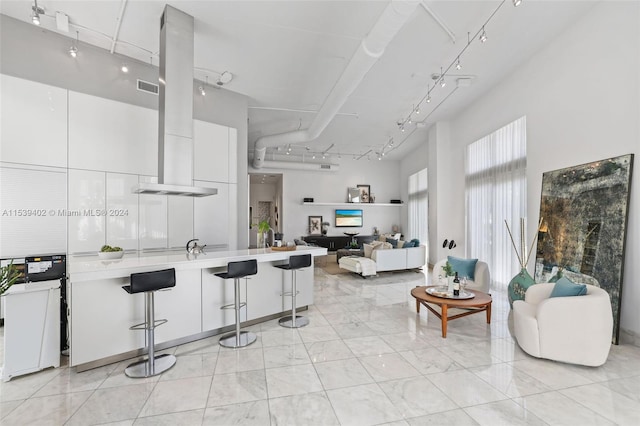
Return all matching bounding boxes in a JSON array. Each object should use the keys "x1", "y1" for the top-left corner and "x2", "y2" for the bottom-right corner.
[{"x1": 308, "y1": 216, "x2": 322, "y2": 235}]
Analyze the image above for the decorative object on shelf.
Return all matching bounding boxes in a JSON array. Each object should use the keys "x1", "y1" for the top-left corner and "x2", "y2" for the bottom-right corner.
[
  {"x1": 357, "y1": 184, "x2": 371, "y2": 203},
  {"x1": 505, "y1": 218, "x2": 541, "y2": 309},
  {"x1": 347, "y1": 187, "x2": 360, "y2": 203},
  {"x1": 255, "y1": 220, "x2": 271, "y2": 248},
  {"x1": 370, "y1": 193, "x2": 376, "y2": 203},
  {"x1": 308, "y1": 216, "x2": 322, "y2": 235},
  {"x1": 390, "y1": 199, "x2": 403, "y2": 204},
  {"x1": 303, "y1": 198, "x2": 314, "y2": 202},
  {"x1": 534, "y1": 154, "x2": 634, "y2": 344},
  {"x1": 442, "y1": 239, "x2": 448, "y2": 248},
  {"x1": 98, "y1": 245, "x2": 124, "y2": 260},
  {"x1": 0, "y1": 261, "x2": 20, "y2": 296},
  {"x1": 321, "y1": 221, "x2": 330, "y2": 235}
]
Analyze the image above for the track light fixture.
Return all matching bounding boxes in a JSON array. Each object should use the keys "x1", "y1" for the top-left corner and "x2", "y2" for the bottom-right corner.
[
  {"x1": 121, "y1": 64, "x2": 129, "y2": 73},
  {"x1": 69, "y1": 31, "x2": 79, "y2": 58},
  {"x1": 415, "y1": 105, "x2": 420, "y2": 115},
  {"x1": 31, "y1": 0, "x2": 44, "y2": 25},
  {"x1": 480, "y1": 26, "x2": 488, "y2": 43},
  {"x1": 513, "y1": 0, "x2": 523, "y2": 6},
  {"x1": 440, "y1": 68, "x2": 446, "y2": 87},
  {"x1": 199, "y1": 76, "x2": 208, "y2": 96},
  {"x1": 455, "y1": 57, "x2": 462, "y2": 70}
]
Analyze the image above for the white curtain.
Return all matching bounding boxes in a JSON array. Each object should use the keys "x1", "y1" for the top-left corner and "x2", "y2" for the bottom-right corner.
[
  {"x1": 465, "y1": 117, "x2": 527, "y2": 289},
  {"x1": 408, "y1": 168, "x2": 429, "y2": 264}
]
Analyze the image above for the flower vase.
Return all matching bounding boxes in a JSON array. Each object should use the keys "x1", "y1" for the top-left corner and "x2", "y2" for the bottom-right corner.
[
  {"x1": 447, "y1": 276, "x2": 455, "y2": 293},
  {"x1": 507, "y1": 267, "x2": 536, "y2": 309},
  {"x1": 257, "y1": 232, "x2": 268, "y2": 248}
]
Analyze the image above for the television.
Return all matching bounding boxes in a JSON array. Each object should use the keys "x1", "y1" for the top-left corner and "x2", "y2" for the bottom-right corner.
[{"x1": 335, "y1": 209, "x2": 363, "y2": 228}]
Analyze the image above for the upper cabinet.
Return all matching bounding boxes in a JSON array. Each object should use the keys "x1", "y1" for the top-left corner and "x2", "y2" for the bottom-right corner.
[
  {"x1": 0, "y1": 75, "x2": 68, "y2": 168},
  {"x1": 68, "y1": 92, "x2": 157, "y2": 176},
  {"x1": 194, "y1": 120, "x2": 237, "y2": 183}
]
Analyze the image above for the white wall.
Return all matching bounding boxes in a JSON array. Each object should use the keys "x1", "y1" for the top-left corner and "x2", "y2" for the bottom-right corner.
[
  {"x1": 406, "y1": 2, "x2": 639, "y2": 340},
  {"x1": 252, "y1": 160, "x2": 402, "y2": 243}
]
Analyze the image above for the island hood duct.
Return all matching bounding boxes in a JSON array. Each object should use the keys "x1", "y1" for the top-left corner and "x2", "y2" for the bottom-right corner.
[{"x1": 133, "y1": 5, "x2": 217, "y2": 197}]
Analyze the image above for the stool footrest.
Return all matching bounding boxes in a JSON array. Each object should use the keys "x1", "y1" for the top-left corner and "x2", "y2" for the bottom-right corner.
[
  {"x1": 220, "y1": 302, "x2": 246, "y2": 310},
  {"x1": 129, "y1": 318, "x2": 168, "y2": 331}
]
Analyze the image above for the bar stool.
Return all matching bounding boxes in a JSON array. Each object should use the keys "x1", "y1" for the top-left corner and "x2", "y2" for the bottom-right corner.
[
  {"x1": 277, "y1": 254, "x2": 311, "y2": 328},
  {"x1": 216, "y1": 259, "x2": 258, "y2": 348},
  {"x1": 122, "y1": 268, "x2": 176, "y2": 378}
]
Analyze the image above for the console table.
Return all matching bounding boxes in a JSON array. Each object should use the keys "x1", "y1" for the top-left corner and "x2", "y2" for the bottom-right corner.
[{"x1": 303, "y1": 235, "x2": 376, "y2": 252}]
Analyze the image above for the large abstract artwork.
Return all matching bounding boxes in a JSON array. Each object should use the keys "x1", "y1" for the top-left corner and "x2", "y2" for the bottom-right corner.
[{"x1": 535, "y1": 154, "x2": 634, "y2": 344}]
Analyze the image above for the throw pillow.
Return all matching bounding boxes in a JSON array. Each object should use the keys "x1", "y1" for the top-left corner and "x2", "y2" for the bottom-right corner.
[
  {"x1": 397, "y1": 240, "x2": 405, "y2": 248},
  {"x1": 549, "y1": 276, "x2": 587, "y2": 298},
  {"x1": 363, "y1": 243, "x2": 374, "y2": 258},
  {"x1": 447, "y1": 256, "x2": 478, "y2": 280},
  {"x1": 294, "y1": 239, "x2": 308, "y2": 246},
  {"x1": 410, "y1": 238, "x2": 420, "y2": 246},
  {"x1": 386, "y1": 237, "x2": 398, "y2": 248},
  {"x1": 402, "y1": 240, "x2": 415, "y2": 248}
]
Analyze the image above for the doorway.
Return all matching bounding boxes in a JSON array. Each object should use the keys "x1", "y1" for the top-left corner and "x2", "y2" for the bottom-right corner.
[{"x1": 248, "y1": 174, "x2": 283, "y2": 248}]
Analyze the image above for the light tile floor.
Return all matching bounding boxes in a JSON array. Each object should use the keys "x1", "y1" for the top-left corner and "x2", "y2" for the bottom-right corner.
[{"x1": 1, "y1": 265, "x2": 640, "y2": 425}]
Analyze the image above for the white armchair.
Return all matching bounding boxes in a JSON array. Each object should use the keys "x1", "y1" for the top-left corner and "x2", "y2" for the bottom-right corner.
[
  {"x1": 513, "y1": 282, "x2": 613, "y2": 366},
  {"x1": 432, "y1": 259, "x2": 490, "y2": 293}
]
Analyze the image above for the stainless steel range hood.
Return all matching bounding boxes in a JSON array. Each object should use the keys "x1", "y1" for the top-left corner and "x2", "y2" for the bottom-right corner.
[{"x1": 133, "y1": 5, "x2": 217, "y2": 197}]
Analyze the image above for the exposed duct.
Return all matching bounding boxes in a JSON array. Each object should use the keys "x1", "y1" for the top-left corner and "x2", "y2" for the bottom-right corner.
[
  {"x1": 253, "y1": 160, "x2": 340, "y2": 172},
  {"x1": 252, "y1": 0, "x2": 419, "y2": 169}
]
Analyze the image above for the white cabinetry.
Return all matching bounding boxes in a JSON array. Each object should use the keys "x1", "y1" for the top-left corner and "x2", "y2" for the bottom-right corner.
[
  {"x1": 68, "y1": 169, "x2": 106, "y2": 254},
  {"x1": 194, "y1": 181, "x2": 229, "y2": 249},
  {"x1": 194, "y1": 120, "x2": 229, "y2": 182},
  {"x1": 154, "y1": 270, "x2": 202, "y2": 344},
  {"x1": 138, "y1": 176, "x2": 168, "y2": 250},
  {"x1": 106, "y1": 173, "x2": 139, "y2": 251},
  {"x1": 0, "y1": 75, "x2": 68, "y2": 168},
  {"x1": 68, "y1": 92, "x2": 157, "y2": 175}
]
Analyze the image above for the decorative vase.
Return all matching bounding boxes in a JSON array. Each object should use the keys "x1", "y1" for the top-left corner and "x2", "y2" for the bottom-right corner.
[
  {"x1": 507, "y1": 267, "x2": 536, "y2": 309},
  {"x1": 257, "y1": 232, "x2": 268, "y2": 248},
  {"x1": 447, "y1": 276, "x2": 455, "y2": 293}
]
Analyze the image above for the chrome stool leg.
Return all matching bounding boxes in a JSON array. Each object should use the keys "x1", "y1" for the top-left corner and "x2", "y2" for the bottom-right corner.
[
  {"x1": 219, "y1": 277, "x2": 257, "y2": 348},
  {"x1": 125, "y1": 291, "x2": 176, "y2": 378},
  {"x1": 279, "y1": 269, "x2": 309, "y2": 328}
]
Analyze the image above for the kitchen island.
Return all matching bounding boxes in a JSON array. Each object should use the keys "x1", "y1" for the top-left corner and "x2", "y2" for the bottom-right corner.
[{"x1": 67, "y1": 246, "x2": 327, "y2": 370}]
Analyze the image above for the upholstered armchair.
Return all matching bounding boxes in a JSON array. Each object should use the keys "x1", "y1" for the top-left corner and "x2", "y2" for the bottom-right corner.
[
  {"x1": 432, "y1": 258, "x2": 491, "y2": 294},
  {"x1": 513, "y1": 282, "x2": 613, "y2": 366}
]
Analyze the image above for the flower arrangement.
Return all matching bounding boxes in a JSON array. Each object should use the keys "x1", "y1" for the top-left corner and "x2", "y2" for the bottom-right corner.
[{"x1": 1, "y1": 261, "x2": 20, "y2": 296}]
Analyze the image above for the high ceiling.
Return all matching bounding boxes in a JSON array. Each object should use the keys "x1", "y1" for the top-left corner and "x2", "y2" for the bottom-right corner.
[{"x1": 1, "y1": 0, "x2": 597, "y2": 162}]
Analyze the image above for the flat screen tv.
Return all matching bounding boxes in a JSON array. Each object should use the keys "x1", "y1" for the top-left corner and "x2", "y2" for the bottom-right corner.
[{"x1": 335, "y1": 209, "x2": 363, "y2": 228}]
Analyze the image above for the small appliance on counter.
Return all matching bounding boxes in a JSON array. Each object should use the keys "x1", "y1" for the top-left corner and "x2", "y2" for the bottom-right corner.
[{"x1": 0, "y1": 254, "x2": 66, "y2": 381}]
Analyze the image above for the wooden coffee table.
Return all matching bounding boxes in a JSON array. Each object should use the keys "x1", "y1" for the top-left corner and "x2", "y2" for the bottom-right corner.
[{"x1": 411, "y1": 286, "x2": 492, "y2": 338}]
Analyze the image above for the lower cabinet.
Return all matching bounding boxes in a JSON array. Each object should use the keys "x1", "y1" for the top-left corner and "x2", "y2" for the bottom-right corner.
[{"x1": 303, "y1": 236, "x2": 350, "y2": 251}]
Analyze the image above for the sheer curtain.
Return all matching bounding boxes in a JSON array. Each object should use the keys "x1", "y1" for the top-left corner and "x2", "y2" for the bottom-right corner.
[
  {"x1": 408, "y1": 168, "x2": 429, "y2": 264},
  {"x1": 465, "y1": 117, "x2": 526, "y2": 289}
]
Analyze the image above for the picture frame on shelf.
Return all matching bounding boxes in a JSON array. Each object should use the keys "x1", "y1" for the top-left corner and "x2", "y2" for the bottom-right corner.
[
  {"x1": 308, "y1": 215, "x2": 322, "y2": 235},
  {"x1": 347, "y1": 187, "x2": 361, "y2": 203},
  {"x1": 357, "y1": 184, "x2": 371, "y2": 203}
]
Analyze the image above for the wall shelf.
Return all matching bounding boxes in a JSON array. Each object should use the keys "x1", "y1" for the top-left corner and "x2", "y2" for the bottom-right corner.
[{"x1": 301, "y1": 202, "x2": 402, "y2": 207}]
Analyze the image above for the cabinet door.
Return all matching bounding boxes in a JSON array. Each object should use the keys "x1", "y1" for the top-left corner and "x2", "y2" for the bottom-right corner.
[
  {"x1": 68, "y1": 91, "x2": 157, "y2": 175},
  {"x1": 194, "y1": 181, "x2": 228, "y2": 249},
  {"x1": 201, "y1": 268, "x2": 246, "y2": 331},
  {"x1": 0, "y1": 75, "x2": 67, "y2": 168},
  {"x1": 106, "y1": 173, "x2": 138, "y2": 251},
  {"x1": 68, "y1": 169, "x2": 106, "y2": 254},
  {"x1": 154, "y1": 269, "x2": 202, "y2": 344},
  {"x1": 246, "y1": 264, "x2": 283, "y2": 321},
  {"x1": 70, "y1": 277, "x2": 144, "y2": 366},
  {"x1": 194, "y1": 120, "x2": 229, "y2": 183}
]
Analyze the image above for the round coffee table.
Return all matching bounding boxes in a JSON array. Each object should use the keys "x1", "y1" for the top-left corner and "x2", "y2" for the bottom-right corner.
[{"x1": 411, "y1": 286, "x2": 492, "y2": 338}]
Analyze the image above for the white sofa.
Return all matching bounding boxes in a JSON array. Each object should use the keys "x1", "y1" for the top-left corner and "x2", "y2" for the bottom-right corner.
[
  {"x1": 432, "y1": 259, "x2": 491, "y2": 294},
  {"x1": 370, "y1": 244, "x2": 426, "y2": 272},
  {"x1": 513, "y1": 282, "x2": 613, "y2": 366}
]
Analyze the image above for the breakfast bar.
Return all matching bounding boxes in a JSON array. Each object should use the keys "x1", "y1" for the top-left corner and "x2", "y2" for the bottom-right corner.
[{"x1": 67, "y1": 246, "x2": 326, "y2": 370}]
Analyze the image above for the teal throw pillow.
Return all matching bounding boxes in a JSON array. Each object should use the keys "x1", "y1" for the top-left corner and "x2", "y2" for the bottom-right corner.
[
  {"x1": 549, "y1": 276, "x2": 587, "y2": 298},
  {"x1": 403, "y1": 240, "x2": 415, "y2": 248},
  {"x1": 410, "y1": 239, "x2": 420, "y2": 246},
  {"x1": 386, "y1": 237, "x2": 398, "y2": 248},
  {"x1": 447, "y1": 256, "x2": 478, "y2": 280}
]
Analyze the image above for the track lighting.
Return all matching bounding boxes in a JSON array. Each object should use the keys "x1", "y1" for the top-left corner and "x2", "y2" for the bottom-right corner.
[
  {"x1": 198, "y1": 86, "x2": 206, "y2": 96},
  {"x1": 455, "y1": 57, "x2": 461, "y2": 70},
  {"x1": 415, "y1": 105, "x2": 420, "y2": 115},
  {"x1": 426, "y1": 93, "x2": 431, "y2": 103},
  {"x1": 513, "y1": 0, "x2": 522, "y2": 6},
  {"x1": 408, "y1": 117, "x2": 412, "y2": 124},
  {"x1": 400, "y1": 125, "x2": 405, "y2": 132},
  {"x1": 480, "y1": 26, "x2": 487, "y2": 43},
  {"x1": 440, "y1": 68, "x2": 446, "y2": 87},
  {"x1": 121, "y1": 64, "x2": 129, "y2": 73},
  {"x1": 31, "y1": 1, "x2": 43, "y2": 25}
]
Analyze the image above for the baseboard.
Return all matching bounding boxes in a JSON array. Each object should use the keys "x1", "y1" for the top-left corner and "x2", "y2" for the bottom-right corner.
[{"x1": 619, "y1": 327, "x2": 640, "y2": 347}]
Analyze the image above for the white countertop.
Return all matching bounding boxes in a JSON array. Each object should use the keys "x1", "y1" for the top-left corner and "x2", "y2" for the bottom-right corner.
[{"x1": 68, "y1": 246, "x2": 327, "y2": 282}]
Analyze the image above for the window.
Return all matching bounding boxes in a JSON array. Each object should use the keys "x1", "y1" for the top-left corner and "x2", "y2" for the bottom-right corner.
[
  {"x1": 465, "y1": 117, "x2": 526, "y2": 289},
  {"x1": 408, "y1": 167, "x2": 428, "y2": 263}
]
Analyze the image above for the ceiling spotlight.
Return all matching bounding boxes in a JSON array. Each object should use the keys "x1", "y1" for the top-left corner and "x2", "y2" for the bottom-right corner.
[
  {"x1": 480, "y1": 26, "x2": 487, "y2": 43},
  {"x1": 415, "y1": 105, "x2": 420, "y2": 115},
  {"x1": 216, "y1": 71, "x2": 233, "y2": 86},
  {"x1": 378, "y1": 155, "x2": 382, "y2": 161},
  {"x1": 408, "y1": 117, "x2": 412, "y2": 124},
  {"x1": 121, "y1": 64, "x2": 129, "y2": 73},
  {"x1": 440, "y1": 67, "x2": 446, "y2": 87},
  {"x1": 198, "y1": 86, "x2": 206, "y2": 96},
  {"x1": 513, "y1": 0, "x2": 522, "y2": 6},
  {"x1": 426, "y1": 93, "x2": 432, "y2": 103},
  {"x1": 400, "y1": 124, "x2": 405, "y2": 132},
  {"x1": 69, "y1": 30, "x2": 79, "y2": 58},
  {"x1": 455, "y1": 57, "x2": 462, "y2": 70},
  {"x1": 31, "y1": 1, "x2": 44, "y2": 25},
  {"x1": 312, "y1": 154, "x2": 316, "y2": 159}
]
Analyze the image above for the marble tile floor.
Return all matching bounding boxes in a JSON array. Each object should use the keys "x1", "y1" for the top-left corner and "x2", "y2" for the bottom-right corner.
[{"x1": 1, "y1": 266, "x2": 640, "y2": 425}]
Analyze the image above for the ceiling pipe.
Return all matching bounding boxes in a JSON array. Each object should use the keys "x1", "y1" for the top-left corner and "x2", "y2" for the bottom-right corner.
[
  {"x1": 252, "y1": 0, "x2": 419, "y2": 169},
  {"x1": 255, "y1": 160, "x2": 340, "y2": 172},
  {"x1": 420, "y1": 0, "x2": 456, "y2": 44},
  {"x1": 109, "y1": 0, "x2": 128, "y2": 54}
]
